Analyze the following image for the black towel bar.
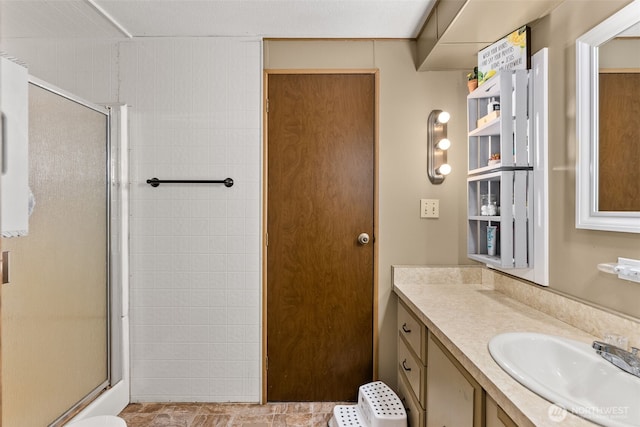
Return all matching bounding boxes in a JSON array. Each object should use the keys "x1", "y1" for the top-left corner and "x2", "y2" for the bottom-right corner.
[{"x1": 146, "y1": 178, "x2": 234, "y2": 188}]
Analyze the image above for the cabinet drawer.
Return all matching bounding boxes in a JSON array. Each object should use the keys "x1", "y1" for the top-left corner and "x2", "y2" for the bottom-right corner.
[
  {"x1": 398, "y1": 336, "x2": 425, "y2": 403},
  {"x1": 398, "y1": 300, "x2": 427, "y2": 363},
  {"x1": 398, "y1": 367, "x2": 426, "y2": 427}
]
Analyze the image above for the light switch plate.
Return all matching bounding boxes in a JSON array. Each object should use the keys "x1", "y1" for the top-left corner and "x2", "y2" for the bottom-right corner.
[{"x1": 420, "y1": 199, "x2": 439, "y2": 218}]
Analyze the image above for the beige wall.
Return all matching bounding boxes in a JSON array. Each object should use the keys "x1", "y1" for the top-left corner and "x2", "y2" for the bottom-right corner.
[
  {"x1": 264, "y1": 40, "x2": 470, "y2": 387},
  {"x1": 530, "y1": 0, "x2": 640, "y2": 319},
  {"x1": 600, "y1": 38, "x2": 640, "y2": 69},
  {"x1": 265, "y1": 2, "x2": 640, "y2": 385}
]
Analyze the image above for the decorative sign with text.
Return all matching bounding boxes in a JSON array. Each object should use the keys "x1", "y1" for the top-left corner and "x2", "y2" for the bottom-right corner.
[{"x1": 477, "y1": 26, "x2": 530, "y2": 85}]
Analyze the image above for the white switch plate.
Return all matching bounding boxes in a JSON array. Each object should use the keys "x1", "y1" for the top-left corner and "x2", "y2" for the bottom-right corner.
[{"x1": 420, "y1": 199, "x2": 439, "y2": 218}]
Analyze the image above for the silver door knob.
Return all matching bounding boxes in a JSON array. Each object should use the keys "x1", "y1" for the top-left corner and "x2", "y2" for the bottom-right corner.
[{"x1": 357, "y1": 233, "x2": 370, "y2": 245}]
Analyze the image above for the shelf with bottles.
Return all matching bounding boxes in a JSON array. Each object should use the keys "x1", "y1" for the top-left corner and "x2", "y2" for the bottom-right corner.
[
  {"x1": 467, "y1": 173, "x2": 501, "y2": 220},
  {"x1": 467, "y1": 70, "x2": 531, "y2": 174},
  {"x1": 467, "y1": 220, "x2": 501, "y2": 265},
  {"x1": 467, "y1": 170, "x2": 532, "y2": 269}
]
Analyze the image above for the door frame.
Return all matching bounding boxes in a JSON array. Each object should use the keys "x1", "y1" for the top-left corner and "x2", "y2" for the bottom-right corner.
[{"x1": 262, "y1": 69, "x2": 380, "y2": 402}]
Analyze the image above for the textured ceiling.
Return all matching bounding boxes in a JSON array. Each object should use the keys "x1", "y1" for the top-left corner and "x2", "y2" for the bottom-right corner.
[{"x1": 0, "y1": 0, "x2": 436, "y2": 39}]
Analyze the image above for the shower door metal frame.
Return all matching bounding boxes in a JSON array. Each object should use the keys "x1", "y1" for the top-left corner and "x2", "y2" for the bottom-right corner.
[{"x1": 26, "y1": 76, "x2": 123, "y2": 427}]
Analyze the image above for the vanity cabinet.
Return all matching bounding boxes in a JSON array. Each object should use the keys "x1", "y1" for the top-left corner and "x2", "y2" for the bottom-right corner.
[
  {"x1": 466, "y1": 70, "x2": 533, "y2": 269},
  {"x1": 396, "y1": 301, "x2": 484, "y2": 427}
]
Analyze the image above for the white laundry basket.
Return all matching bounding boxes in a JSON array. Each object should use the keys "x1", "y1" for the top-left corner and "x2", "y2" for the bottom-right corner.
[{"x1": 329, "y1": 381, "x2": 406, "y2": 427}]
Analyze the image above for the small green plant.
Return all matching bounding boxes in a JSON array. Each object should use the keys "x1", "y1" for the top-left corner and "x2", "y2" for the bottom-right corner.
[{"x1": 467, "y1": 66, "x2": 478, "y2": 81}]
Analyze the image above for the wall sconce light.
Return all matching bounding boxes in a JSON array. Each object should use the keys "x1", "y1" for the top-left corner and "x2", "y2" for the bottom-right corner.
[{"x1": 427, "y1": 109, "x2": 452, "y2": 184}]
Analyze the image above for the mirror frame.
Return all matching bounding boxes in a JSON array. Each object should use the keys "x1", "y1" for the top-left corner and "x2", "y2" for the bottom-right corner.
[{"x1": 575, "y1": 0, "x2": 640, "y2": 234}]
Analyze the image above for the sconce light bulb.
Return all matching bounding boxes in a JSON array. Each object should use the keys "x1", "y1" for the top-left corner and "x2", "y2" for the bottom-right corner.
[
  {"x1": 436, "y1": 138, "x2": 451, "y2": 150},
  {"x1": 438, "y1": 163, "x2": 452, "y2": 176},
  {"x1": 437, "y1": 111, "x2": 450, "y2": 124}
]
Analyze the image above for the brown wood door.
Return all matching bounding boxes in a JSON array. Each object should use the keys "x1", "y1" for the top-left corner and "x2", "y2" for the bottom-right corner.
[
  {"x1": 266, "y1": 73, "x2": 375, "y2": 402},
  {"x1": 598, "y1": 72, "x2": 640, "y2": 211}
]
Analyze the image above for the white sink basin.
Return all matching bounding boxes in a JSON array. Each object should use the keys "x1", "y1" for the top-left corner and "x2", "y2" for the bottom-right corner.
[{"x1": 489, "y1": 332, "x2": 640, "y2": 427}]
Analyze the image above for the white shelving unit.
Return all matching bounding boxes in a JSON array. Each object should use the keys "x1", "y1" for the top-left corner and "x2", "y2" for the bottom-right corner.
[
  {"x1": 466, "y1": 50, "x2": 549, "y2": 286},
  {"x1": 466, "y1": 70, "x2": 532, "y2": 270}
]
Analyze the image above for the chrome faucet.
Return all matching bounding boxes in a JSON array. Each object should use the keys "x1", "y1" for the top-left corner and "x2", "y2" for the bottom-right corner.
[{"x1": 592, "y1": 341, "x2": 640, "y2": 378}]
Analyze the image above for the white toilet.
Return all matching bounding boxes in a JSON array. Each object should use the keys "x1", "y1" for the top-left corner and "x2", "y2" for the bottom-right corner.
[{"x1": 67, "y1": 415, "x2": 127, "y2": 427}]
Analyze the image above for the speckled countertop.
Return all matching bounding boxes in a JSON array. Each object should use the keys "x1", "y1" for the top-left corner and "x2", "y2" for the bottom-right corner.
[{"x1": 392, "y1": 267, "x2": 608, "y2": 427}]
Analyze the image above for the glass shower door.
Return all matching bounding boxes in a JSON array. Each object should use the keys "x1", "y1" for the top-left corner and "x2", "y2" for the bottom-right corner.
[{"x1": 1, "y1": 82, "x2": 111, "y2": 427}]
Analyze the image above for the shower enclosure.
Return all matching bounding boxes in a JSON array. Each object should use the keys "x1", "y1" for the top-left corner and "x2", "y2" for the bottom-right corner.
[{"x1": 0, "y1": 79, "x2": 126, "y2": 427}]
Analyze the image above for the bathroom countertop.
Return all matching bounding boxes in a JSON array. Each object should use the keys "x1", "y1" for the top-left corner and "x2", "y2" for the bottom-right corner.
[{"x1": 393, "y1": 280, "x2": 602, "y2": 427}]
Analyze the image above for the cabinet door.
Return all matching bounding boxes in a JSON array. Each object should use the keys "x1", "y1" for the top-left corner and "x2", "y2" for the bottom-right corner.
[
  {"x1": 486, "y1": 395, "x2": 518, "y2": 427},
  {"x1": 426, "y1": 334, "x2": 483, "y2": 427}
]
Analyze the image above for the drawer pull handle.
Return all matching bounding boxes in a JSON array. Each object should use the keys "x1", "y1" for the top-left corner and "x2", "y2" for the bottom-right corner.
[
  {"x1": 402, "y1": 323, "x2": 411, "y2": 333},
  {"x1": 402, "y1": 359, "x2": 411, "y2": 371}
]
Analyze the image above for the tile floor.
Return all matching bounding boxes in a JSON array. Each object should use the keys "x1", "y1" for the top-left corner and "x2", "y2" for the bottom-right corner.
[{"x1": 119, "y1": 402, "x2": 339, "y2": 427}]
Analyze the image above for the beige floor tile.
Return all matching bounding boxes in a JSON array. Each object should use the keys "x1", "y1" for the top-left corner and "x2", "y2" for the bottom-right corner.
[{"x1": 120, "y1": 402, "x2": 337, "y2": 427}]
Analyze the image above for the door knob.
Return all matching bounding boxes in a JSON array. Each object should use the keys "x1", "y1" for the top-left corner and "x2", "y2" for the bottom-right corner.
[{"x1": 357, "y1": 233, "x2": 370, "y2": 245}]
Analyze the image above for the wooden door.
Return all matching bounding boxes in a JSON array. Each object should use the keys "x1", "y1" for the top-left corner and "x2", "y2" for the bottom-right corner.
[
  {"x1": 266, "y1": 73, "x2": 375, "y2": 401},
  {"x1": 598, "y1": 72, "x2": 640, "y2": 211}
]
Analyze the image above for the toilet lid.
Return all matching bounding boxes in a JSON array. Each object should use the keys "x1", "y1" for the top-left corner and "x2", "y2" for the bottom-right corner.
[{"x1": 67, "y1": 415, "x2": 127, "y2": 427}]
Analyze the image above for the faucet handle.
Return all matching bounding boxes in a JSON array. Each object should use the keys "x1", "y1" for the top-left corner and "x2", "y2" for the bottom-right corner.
[{"x1": 593, "y1": 341, "x2": 609, "y2": 353}]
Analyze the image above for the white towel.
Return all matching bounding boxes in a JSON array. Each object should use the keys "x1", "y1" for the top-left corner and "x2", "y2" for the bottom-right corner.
[{"x1": 1, "y1": 55, "x2": 29, "y2": 237}]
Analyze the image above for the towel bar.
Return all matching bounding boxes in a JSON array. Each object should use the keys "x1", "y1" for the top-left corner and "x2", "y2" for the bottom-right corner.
[{"x1": 146, "y1": 178, "x2": 234, "y2": 188}]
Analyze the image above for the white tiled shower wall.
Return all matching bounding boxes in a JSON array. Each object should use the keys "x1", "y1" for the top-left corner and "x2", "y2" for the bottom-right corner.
[
  {"x1": 1, "y1": 37, "x2": 263, "y2": 402},
  {"x1": 122, "y1": 38, "x2": 262, "y2": 402}
]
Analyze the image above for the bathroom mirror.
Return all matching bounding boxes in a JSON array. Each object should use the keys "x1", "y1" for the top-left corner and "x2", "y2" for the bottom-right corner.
[{"x1": 575, "y1": 0, "x2": 640, "y2": 233}]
